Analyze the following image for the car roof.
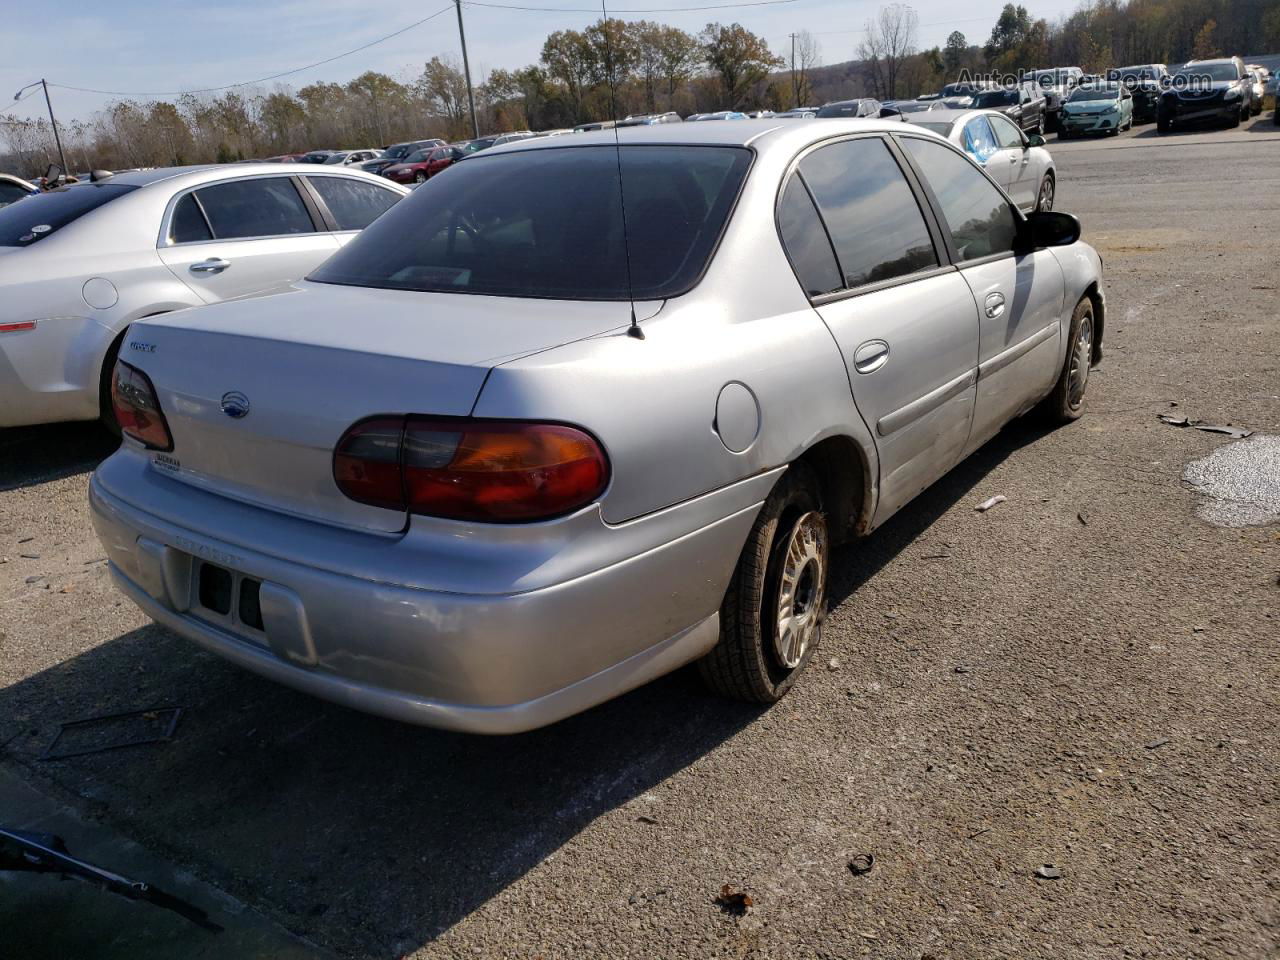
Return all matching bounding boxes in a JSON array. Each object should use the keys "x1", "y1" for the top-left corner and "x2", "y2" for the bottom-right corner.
[
  {"x1": 92, "y1": 163, "x2": 397, "y2": 190},
  {"x1": 481, "y1": 117, "x2": 945, "y2": 159}
]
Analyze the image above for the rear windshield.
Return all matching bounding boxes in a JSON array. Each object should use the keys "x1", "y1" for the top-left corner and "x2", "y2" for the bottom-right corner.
[
  {"x1": 1069, "y1": 86, "x2": 1119, "y2": 101},
  {"x1": 0, "y1": 182, "x2": 138, "y2": 246},
  {"x1": 310, "y1": 145, "x2": 752, "y2": 301},
  {"x1": 973, "y1": 90, "x2": 1017, "y2": 106},
  {"x1": 911, "y1": 121, "x2": 953, "y2": 136}
]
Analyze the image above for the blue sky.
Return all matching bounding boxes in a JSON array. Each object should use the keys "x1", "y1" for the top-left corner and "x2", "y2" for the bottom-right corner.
[{"x1": 2, "y1": 0, "x2": 1082, "y2": 123}]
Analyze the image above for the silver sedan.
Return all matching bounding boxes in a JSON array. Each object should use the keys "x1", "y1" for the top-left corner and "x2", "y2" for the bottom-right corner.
[
  {"x1": 90, "y1": 120, "x2": 1104, "y2": 733},
  {"x1": 0, "y1": 165, "x2": 406, "y2": 429},
  {"x1": 906, "y1": 108, "x2": 1057, "y2": 214}
]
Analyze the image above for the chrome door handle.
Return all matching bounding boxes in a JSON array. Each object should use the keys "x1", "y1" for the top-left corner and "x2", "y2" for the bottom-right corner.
[
  {"x1": 190, "y1": 258, "x2": 230, "y2": 274},
  {"x1": 985, "y1": 292, "x2": 1006, "y2": 318},
  {"x1": 853, "y1": 339, "x2": 890, "y2": 374}
]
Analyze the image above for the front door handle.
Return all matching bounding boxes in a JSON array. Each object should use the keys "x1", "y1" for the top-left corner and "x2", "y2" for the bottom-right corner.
[
  {"x1": 985, "y1": 292, "x2": 1006, "y2": 318},
  {"x1": 190, "y1": 258, "x2": 230, "y2": 275},
  {"x1": 853, "y1": 339, "x2": 890, "y2": 374}
]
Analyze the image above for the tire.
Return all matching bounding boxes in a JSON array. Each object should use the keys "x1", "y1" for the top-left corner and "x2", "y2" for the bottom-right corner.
[
  {"x1": 1035, "y1": 113, "x2": 1045, "y2": 135},
  {"x1": 1157, "y1": 117, "x2": 1171, "y2": 133},
  {"x1": 1038, "y1": 297, "x2": 1095, "y2": 424},
  {"x1": 98, "y1": 329, "x2": 127, "y2": 437},
  {"x1": 414, "y1": 171, "x2": 427, "y2": 183},
  {"x1": 698, "y1": 462, "x2": 829, "y2": 703},
  {"x1": 1035, "y1": 172, "x2": 1055, "y2": 213}
]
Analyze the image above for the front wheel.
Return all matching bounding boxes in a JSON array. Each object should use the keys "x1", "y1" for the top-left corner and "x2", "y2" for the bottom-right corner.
[
  {"x1": 414, "y1": 171, "x2": 427, "y2": 183},
  {"x1": 1038, "y1": 297, "x2": 1095, "y2": 424},
  {"x1": 1157, "y1": 117, "x2": 1171, "y2": 133},
  {"x1": 699, "y1": 462, "x2": 828, "y2": 703},
  {"x1": 1035, "y1": 173, "x2": 1055, "y2": 212}
]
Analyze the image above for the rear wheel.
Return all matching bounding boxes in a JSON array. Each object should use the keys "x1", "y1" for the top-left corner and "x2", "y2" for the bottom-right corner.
[
  {"x1": 98, "y1": 329, "x2": 127, "y2": 437},
  {"x1": 1035, "y1": 113, "x2": 1045, "y2": 135},
  {"x1": 1038, "y1": 297, "x2": 1094, "y2": 424},
  {"x1": 699, "y1": 462, "x2": 828, "y2": 703},
  {"x1": 414, "y1": 171, "x2": 427, "y2": 183}
]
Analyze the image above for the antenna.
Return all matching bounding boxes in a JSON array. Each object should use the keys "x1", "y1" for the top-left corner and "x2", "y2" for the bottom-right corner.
[{"x1": 599, "y1": 0, "x2": 645, "y2": 340}]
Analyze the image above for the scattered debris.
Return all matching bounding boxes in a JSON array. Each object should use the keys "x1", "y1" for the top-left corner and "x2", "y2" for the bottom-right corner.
[
  {"x1": 847, "y1": 854, "x2": 875, "y2": 876},
  {"x1": 715, "y1": 884, "x2": 753, "y2": 914},
  {"x1": 827, "y1": 658, "x2": 841, "y2": 672},
  {"x1": 1077, "y1": 511, "x2": 1089, "y2": 525},
  {"x1": 83, "y1": 557, "x2": 107, "y2": 565},
  {"x1": 24, "y1": 576, "x2": 41, "y2": 585},
  {"x1": 1145, "y1": 738, "x2": 1170, "y2": 750},
  {"x1": 0, "y1": 826, "x2": 221, "y2": 931},
  {"x1": 1157, "y1": 414, "x2": 1253, "y2": 439},
  {"x1": 954, "y1": 664, "x2": 973, "y2": 674},
  {"x1": 1035, "y1": 864, "x2": 1062, "y2": 880},
  {"x1": 19, "y1": 553, "x2": 39, "y2": 559},
  {"x1": 923, "y1": 552, "x2": 951, "y2": 559},
  {"x1": 58, "y1": 586, "x2": 73, "y2": 594},
  {"x1": 975, "y1": 495, "x2": 1006, "y2": 512},
  {"x1": 0, "y1": 557, "x2": 9, "y2": 564},
  {"x1": 636, "y1": 815, "x2": 659, "y2": 825},
  {"x1": 1192, "y1": 626, "x2": 1205, "y2": 634},
  {"x1": 967, "y1": 828, "x2": 992, "y2": 840},
  {"x1": 17, "y1": 537, "x2": 34, "y2": 544},
  {"x1": 39, "y1": 707, "x2": 183, "y2": 762}
]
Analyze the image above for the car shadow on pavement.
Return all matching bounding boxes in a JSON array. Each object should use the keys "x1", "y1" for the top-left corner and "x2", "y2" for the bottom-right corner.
[
  {"x1": 0, "y1": 622, "x2": 765, "y2": 957},
  {"x1": 0, "y1": 423, "x2": 119, "y2": 492},
  {"x1": 0, "y1": 417, "x2": 1054, "y2": 958}
]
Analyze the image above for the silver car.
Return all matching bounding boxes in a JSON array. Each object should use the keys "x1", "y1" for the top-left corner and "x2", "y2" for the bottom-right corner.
[
  {"x1": 0, "y1": 165, "x2": 407, "y2": 429},
  {"x1": 906, "y1": 109, "x2": 1057, "y2": 213},
  {"x1": 90, "y1": 120, "x2": 1104, "y2": 734}
]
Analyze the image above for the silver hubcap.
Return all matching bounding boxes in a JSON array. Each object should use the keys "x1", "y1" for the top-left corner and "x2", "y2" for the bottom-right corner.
[
  {"x1": 773, "y1": 512, "x2": 827, "y2": 669},
  {"x1": 1039, "y1": 178, "x2": 1054, "y2": 211},
  {"x1": 1068, "y1": 315, "x2": 1093, "y2": 407}
]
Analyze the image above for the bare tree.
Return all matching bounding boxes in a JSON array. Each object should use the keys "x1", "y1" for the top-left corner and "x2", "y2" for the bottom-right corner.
[
  {"x1": 791, "y1": 30, "x2": 821, "y2": 106},
  {"x1": 858, "y1": 4, "x2": 919, "y2": 100}
]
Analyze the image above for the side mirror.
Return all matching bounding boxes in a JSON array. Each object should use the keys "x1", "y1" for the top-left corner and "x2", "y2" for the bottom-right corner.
[
  {"x1": 1023, "y1": 210, "x2": 1081, "y2": 248},
  {"x1": 1026, "y1": 133, "x2": 1046, "y2": 147}
]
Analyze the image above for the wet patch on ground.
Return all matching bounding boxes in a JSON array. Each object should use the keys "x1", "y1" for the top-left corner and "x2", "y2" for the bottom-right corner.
[{"x1": 1184, "y1": 435, "x2": 1280, "y2": 527}]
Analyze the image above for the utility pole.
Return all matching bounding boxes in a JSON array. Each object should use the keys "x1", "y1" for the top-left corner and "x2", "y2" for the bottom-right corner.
[
  {"x1": 13, "y1": 79, "x2": 69, "y2": 177},
  {"x1": 789, "y1": 34, "x2": 798, "y2": 108},
  {"x1": 453, "y1": 0, "x2": 480, "y2": 140}
]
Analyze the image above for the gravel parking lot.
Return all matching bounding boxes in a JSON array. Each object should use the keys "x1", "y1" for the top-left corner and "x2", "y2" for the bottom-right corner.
[{"x1": 2, "y1": 116, "x2": 1278, "y2": 959}]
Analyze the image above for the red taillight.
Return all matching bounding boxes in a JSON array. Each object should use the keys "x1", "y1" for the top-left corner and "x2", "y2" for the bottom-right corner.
[
  {"x1": 111, "y1": 360, "x2": 173, "y2": 451},
  {"x1": 333, "y1": 416, "x2": 609, "y2": 522}
]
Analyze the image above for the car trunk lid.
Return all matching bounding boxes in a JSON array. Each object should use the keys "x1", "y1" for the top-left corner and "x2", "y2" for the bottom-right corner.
[{"x1": 126, "y1": 281, "x2": 645, "y2": 533}]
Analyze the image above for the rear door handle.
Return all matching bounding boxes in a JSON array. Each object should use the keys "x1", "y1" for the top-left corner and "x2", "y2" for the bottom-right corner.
[
  {"x1": 985, "y1": 292, "x2": 1006, "y2": 318},
  {"x1": 853, "y1": 339, "x2": 890, "y2": 374},
  {"x1": 190, "y1": 258, "x2": 230, "y2": 274}
]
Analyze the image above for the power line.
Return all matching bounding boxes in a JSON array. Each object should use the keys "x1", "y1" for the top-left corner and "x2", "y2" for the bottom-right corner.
[
  {"x1": 466, "y1": 0, "x2": 796, "y2": 11},
  {"x1": 43, "y1": 5, "x2": 455, "y2": 98}
]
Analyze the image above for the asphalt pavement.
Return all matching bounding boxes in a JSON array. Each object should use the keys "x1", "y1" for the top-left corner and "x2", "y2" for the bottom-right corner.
[{"x1": 1, "y1": 114, "x2": 1278, "y2": 959}]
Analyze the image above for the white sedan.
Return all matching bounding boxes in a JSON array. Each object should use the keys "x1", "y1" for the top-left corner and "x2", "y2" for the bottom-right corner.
[
  {"x1": 906, "y1": 108, "x2": 1056, "y2": 214},
  {"x1": 0, "y1": 164, "x2": 407, "y2": 429}
]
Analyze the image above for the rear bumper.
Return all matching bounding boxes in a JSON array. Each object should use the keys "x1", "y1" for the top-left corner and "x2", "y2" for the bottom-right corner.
[{"x1": 89, "y1": 454, "x2": 772, "y2": 733}]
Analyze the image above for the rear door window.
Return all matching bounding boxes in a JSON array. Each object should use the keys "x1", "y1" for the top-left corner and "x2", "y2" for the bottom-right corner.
[
  {"x1": 169, "y1": 192, "x2": 213, "y2": 243},
  {"x1": 307, "y1": 176, "x2": 401, "y2": 230},
  {"x1": 901, "y1": 136, "x2": 1019, "y2": 262},
  {"x1": 963, "y1": 117, "x2": 999, "y2": 162},
  {"x1": 0, "y1": 183, "x2": 138, "y2": 246},
  {"x1": 777, "y1": 176, "x2": 842, "y2": 297},
  {"x1": 310, "y1": 145, "x2": 752, "y2": 301},
  {"x1": 191, "y1": 177, "x2": 315, "y2": 240},
  {"x1": 796, "y1": 137, "x2": 938, "y2": 289}
]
